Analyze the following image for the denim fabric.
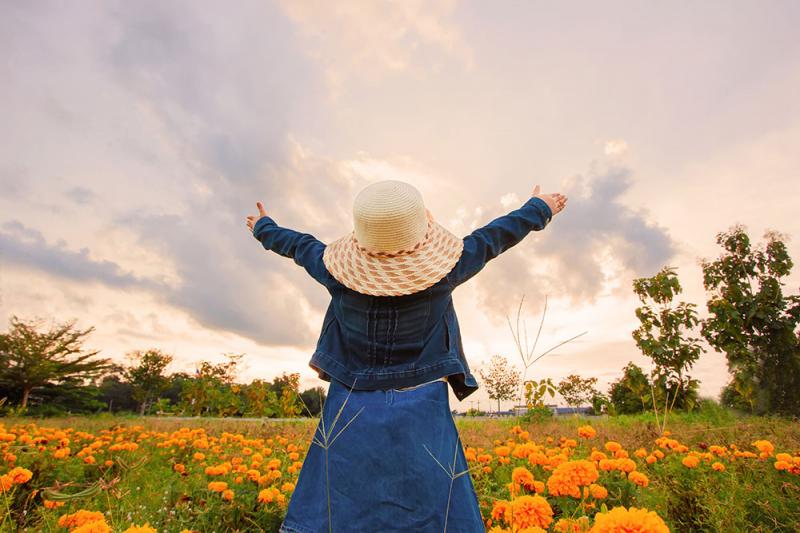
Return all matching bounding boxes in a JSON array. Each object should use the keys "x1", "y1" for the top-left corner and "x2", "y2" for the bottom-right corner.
[
  {"x1": 279, "y1": 377, "x2": 485, "y2": 533},
  {"x1": 253, "y1": 196, "x2": 552, "y2": 401}
]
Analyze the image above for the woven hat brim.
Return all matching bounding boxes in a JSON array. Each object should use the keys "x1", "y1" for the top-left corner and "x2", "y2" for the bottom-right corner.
[{"x1": 322, "y1": 220, "x2": 465, "y2": 296}]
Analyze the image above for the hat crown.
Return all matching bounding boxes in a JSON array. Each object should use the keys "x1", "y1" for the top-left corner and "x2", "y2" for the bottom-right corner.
[{"x1": 353, "y1": 180, "x2": 428, "y2": 253}]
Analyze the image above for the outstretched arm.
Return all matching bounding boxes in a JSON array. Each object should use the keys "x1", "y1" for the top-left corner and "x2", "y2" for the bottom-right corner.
[
  {"x1": 246, "y1": 202, "x2": 335, "y2": 288},
  {"x1": 446, "y1": 185, "x2": 566, "y2": 288}
]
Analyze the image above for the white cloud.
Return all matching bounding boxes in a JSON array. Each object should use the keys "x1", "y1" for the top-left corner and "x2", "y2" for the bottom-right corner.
[{"x1": 278, "y1": 0, "x2": 474, "y2": 98}]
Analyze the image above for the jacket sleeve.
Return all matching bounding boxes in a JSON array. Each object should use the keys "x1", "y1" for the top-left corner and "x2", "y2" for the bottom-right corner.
[
  {"x1": 446, "y1": 196, "x2": 553, "y2": 288},
  {"x1": 252, "y1": 216, "x2": 335, "y2": 288}
]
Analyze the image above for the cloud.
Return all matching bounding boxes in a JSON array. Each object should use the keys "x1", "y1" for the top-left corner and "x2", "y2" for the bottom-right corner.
[
  {"x1": 604, "y1": 139, "x2": 629, "y2": 156},
  {"x1": 461, "y1": 160, "x2": 679, "y2": 323},
  {"x1": 278, "y1": 0, "x2": 474, "y2": 97},
  {"x1": 0, "y1": 220, "x2": 165, "y2": 291}
]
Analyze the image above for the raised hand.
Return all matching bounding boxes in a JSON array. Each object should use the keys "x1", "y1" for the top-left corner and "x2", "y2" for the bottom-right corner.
[
  {"x1": 246, "y1": 201, "x2": 268, "y2": 233},
  {"x1": 531, "y1": 184, "x2": 567, "y2": 216}
]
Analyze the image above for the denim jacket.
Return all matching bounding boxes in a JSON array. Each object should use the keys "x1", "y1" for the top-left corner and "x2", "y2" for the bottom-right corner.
[{"x1": 252, "y1": 196, "x2": 553, "y2": 401}]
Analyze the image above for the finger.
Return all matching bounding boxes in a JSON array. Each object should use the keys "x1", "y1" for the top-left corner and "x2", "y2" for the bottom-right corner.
[
  {"x1": 257, "y1": 201, "x2": 267, "y2": 216},
  {"x1": 532, "y1": 185, "x2": 541, "y2": 196}
]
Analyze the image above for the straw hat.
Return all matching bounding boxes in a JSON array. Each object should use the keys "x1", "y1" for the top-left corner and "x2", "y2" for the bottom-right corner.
[{"x1": 322, "y1": 180, "x2": 464, "y2": 296}]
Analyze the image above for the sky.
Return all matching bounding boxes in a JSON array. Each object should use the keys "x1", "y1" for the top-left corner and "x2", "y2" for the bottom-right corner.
[{"x1": 2, "y1": 0, "x2": 799, "y2": 412}]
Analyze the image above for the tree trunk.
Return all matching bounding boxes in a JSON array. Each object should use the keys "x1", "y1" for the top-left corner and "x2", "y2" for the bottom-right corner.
[
  {"x1": 139, "y1": 401, "x2": 146, "y2": 416},
  {"x1": 497, "y1": 398, "x2": 501, "y2": 414},
  {"x1": 21, "y1": 386, "x2": 31, "y2": 409}
]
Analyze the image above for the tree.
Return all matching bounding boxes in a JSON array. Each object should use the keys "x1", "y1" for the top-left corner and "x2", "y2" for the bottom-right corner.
[
  {"x1": 241, "y1": 379, "x2": 278, "y2": 417},
  {"x1": 556, "y1": 374, "x2": 599, "y2": 412},
  {"x1": 608, "y1": 362, "x2": 651, "y2": 414},
  {"x1": 699, "y1": 225, "x2": 800, "y2": 415},
  {"x1": 179, "y1": 353, "x2": 244, "y2": 416},
  {"x1": 632, "y1": 266, "x2": 704, "y2": 413},
  {"x1": 478, "y1": 354, "x2": 520, "y2": 413},
  {"x1": 122, "y1": 349, "x2": 173, "y2": 416},
  {"x1": 273, "y1": 372, "x2": 302, "y2": 418},
  {"x1": 0, "y1": 315, "x2": 113, "y2": 409},
  {"x1": 299, "y1": 386, "x2": 327, "y2": 417}
]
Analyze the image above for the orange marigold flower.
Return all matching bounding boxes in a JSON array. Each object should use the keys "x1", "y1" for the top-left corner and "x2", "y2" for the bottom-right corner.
[
  {"x1": 7, "y1": 467, "x2": 33, "y2": 484},
  {"x1": 510, "y1": 495, "x2": 554, "y2": 530},
  {"x1": 222, "y1": 489, "x2": 235, "y2": 501},
  {"x1": 546, "y1": 460, "x2": 599, "y2": 498},
  {"x1": 645, "y1": 455, "x2": 657, "y2": 465},
  {"x1": 682, "y1": 456, "x2": 700, "y2": 468},
  {"x1": 774, "y1": 460, "x2": 790, "y2": 471},
  {"x1": 554, "y1": 516, "x2": 591, "y2": 532},
  {"x1": 72, "y1": 521, "x2": 112, "y2": 533},
  {"x1": 616, "y1": 458, "x2": 637, "y2": 473},
  {"x1": 43, "y1": 499, "x2": 66, "y2": 509},
  {"x1": 590, "y1": 451, "x2": 607, "y2": 462},
  {"x1": 491, "y1": 499, "x2": 512, "y2": 523},
  {"x1": 752, "y1": 440, "x2": 774, "y2": 456},
  {"x1": 712, "y1": 462, "x2": 725, "y2": 472},
  {"x1": 495, "y1": 446, "x2": 512, "y2": 457},
  {"x1": 57, "y1": 510, "x2": 107, "y2": 529},
  {"x1": 208, "y1": 481, "x2": 228, "y2": 492},
  {"x1": 604, "y1": 441, "x2": 622, "y2": 453},
  {"x1": 628, "y1": 471, "x2": 649, "y2": 488},
  {"x1": 512, "y1": 467, "x2": 536, "y2": 491},
  {"x1": 589, "y1": 483, "x2": 608, "y2": 499},
  {"x1": 578, "y1": 426, "x2": 597, "y2": 439},
  {"x1": 588, "y1": 505, "x2": 669, "y2": 533}
]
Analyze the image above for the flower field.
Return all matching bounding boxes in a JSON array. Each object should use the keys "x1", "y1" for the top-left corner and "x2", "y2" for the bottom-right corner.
[{"x1": 1, "y1": 411, "x2": 799, "y2": 532}]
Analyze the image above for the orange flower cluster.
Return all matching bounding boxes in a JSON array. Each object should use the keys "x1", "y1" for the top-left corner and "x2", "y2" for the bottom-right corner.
[
  {"x1": 588, "y1": 506, "x2": 669, "y2": 533},
  {"x1": 1, "y1": 466, "x2": 32, "y2": 490},
  {"x1": 491, "y1": 494, "x2": 554, "y2": 531},
  {"x1": 57, "y1": 510, "x2": 111, "y2": 532},
  {"x1": 546, "y1": 460, "x2": 599, "y2": 498}
]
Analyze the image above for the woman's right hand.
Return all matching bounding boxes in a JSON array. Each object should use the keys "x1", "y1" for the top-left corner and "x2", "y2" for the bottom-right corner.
[{"x1": 532, "y1": 184, "x2": 567, "y2": 216}]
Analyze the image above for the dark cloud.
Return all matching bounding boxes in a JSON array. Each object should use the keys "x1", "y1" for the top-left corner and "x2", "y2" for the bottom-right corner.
[
  {"x1": 0, "y1": 220, "x2": 164, "y2": 291},
  {"x1": 0, "y1": 1, "x2": 343, "y2": 348},
  {"x1": 468, "y1": 162, "x2": 679, "y2": 322},
  {"x1": 65, "y1": 186, "x2": 94, "y2": 205}
]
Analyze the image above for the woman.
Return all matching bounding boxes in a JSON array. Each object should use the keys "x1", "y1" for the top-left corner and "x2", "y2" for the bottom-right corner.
[{"x1": 246, "y1": 180, "x2": 566, "y2": 532}]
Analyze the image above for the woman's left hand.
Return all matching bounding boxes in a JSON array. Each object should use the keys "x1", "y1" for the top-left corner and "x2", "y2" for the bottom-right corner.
[{"x1": 246, "y1": 201, "x2": 268, "y2": 233}]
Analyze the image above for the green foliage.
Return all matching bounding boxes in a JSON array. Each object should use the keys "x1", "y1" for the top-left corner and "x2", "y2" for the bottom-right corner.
[
  {"x1": 517, "y1": 404, "x2": 553, "y2": 423},
  {"x1": 523, "y1": 377, "x2": 556, "y2": 408},
  {"x1": 122, "y1": 348, "x2": 174, "y2": 415},
  {"x1": 0, "y1": 315, "x2": 114, "y2": 410},
  {"x1": 699, "y1": 225, "x2": 800, "y2": 416},
  {"x1": 556, "y1": 374, "x2": 599, "y2": 409},
  {"x1": 632, "y1": 266, "x2": 704, "y2": 407},
  {"x1": 478, "y1": 354, "x2": 521, "y2": 413},
  {"x1": 608, "y1": 362, "x2": 651, "y2": 414}
]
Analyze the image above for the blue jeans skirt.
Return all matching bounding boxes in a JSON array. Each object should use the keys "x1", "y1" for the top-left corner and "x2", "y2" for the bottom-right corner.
[{"x1": 279, "y1": 377, "x2": 485, "y2": 533}]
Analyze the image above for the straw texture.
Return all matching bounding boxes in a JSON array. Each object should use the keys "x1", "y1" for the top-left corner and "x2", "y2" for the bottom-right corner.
[{"x1": 323, "y1": 180, "x2": 464, "y2": 296}]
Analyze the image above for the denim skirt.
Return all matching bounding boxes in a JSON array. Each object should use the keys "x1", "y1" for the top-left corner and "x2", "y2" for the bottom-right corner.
[{"x1": 279, "y1": 377, "x2": 485, "y2": 533}]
